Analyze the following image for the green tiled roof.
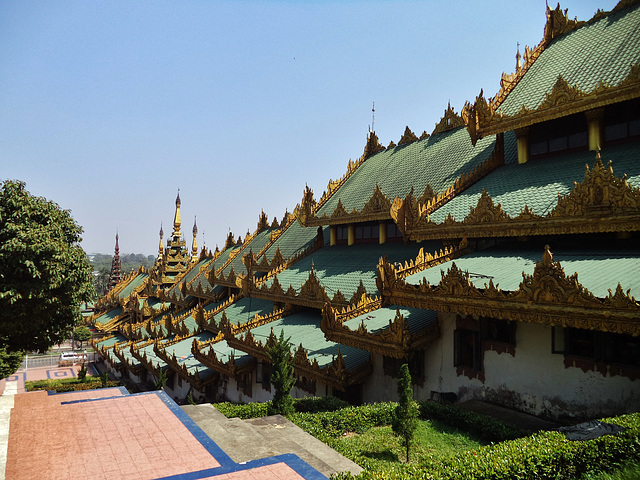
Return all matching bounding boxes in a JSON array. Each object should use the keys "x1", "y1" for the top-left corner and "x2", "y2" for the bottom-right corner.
[
  {"x1": 263, "y1": 222, "x2": 329, "y2": 263},
  {"x1": 316, "y1": 127, "x2": 504, "y2": 216},
  {"x1": 162, "y1": 332, "x2": 216, "y2": 379},
  {"x1": 344, "y1": 305, "x2": 438, "y2": 335},
  {"x1": 94, "y1": 307, "x2": 123, "y2": 326},
  {"x1": 118, "y1": 272, "x2": 148, "y2": 299},
  {"x1": 264, "y1": 241, "x2": 443, "y2": 298},
  {"x1": 213, "y1": 297, "x2": 274, "y2": 326},
  {"x1": 168, "y1": 257, "x2": 213, "y2": 300},
  {"x1": 405, "y1": 245, "x2": 640, "y2": 298},
  {"x1": 221, "y1": 228, "x2": 276, "y2": 276},
  {"x1": 430, "y1": 141, "x2": 640, "y2": 222},
  {"x1": 137, "y1": 340, "x2": 170, "y2": 371},
  {"x1": 213, "y1": 246, "x2": 238, "y2": 270},
  {"x1": 95, "y1": 333, "x2": 126, "y2": 349},
  {"x1": 246, "y1": 310, "x2": 370, "y2": 371},
  {"x1": 499, "y1": 4, "x2": 640, "y2": 116},
  {"x1": 205, "y1": 339, "x2": 254, "y2": 368}
]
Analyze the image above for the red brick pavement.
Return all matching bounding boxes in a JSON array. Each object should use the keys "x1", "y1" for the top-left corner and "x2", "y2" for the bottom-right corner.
[{"x1": 6, "y1": 390, "x2": 222, "y2": 480}]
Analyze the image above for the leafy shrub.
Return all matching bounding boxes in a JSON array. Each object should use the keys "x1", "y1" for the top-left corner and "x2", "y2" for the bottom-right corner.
[
  {"x1": 418, "y1": 401, "x2": 526, "y2": 443},
  {"x1": 215, "y1": 401, "x2": 272, "y2": 419},
  {"x1": 294, "y1": 396, "x2": 350, "y2": 413},
  {"x1": 26, "y1": 376, "x2": 121, "y2": 392},
  {"x1": 334, "y1": 412, "x2": 640, "y2": 480}
]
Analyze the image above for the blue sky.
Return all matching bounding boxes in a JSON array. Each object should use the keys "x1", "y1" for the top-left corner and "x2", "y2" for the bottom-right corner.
[{"x1": 0, "y1": 0, "x2": 615, "y2": 255}]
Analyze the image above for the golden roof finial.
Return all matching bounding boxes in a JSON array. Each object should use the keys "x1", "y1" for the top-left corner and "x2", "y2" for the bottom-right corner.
[
  {"x1": 191, "y1": 216, "x2": 198, "y2": 259},
  {"x1": 158, "y1": 223, "x2": 164, "y2": 257},
  {"x1": 173, "y1": 189, "x2": 182, "y2": 237}
]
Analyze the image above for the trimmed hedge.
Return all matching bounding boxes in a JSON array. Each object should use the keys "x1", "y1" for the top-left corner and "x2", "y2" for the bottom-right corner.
[
  {"x1": 214, "y1": 395, "x2": 350, "y2": 419},
  {"x1": 333, "y1": 412, "x2": 640, "y2": 480},
  {"x1": 26, "y1": 376, "x2": 121, "y2": 392},
  {"x1": 418, "y1": 401, "x2": 526, "y2": 443}
]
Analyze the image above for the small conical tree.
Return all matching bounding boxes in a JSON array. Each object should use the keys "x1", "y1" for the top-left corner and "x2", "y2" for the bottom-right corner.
[
  {"x1": 266, "y1": 330, "x2": 295, "y2": 416},
  {"x1": 392, "y1": 363, "x2": 419, "y2": 462}
]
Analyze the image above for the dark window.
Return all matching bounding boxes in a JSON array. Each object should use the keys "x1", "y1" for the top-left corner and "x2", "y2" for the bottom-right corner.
[
  {"x1": 454, "y1": 329, "x2": 481, "y2": 371},
  {"x1": 529, "y1": 113, "x2": 588, "y2": 157},
  {"x1": 564, "y1": 328, "x2": 640, "y2": 368},
  {"x1": 386, "y1": 222, "x2": 402, "y2": 239},
  {"x1": 237, "y1": 372, "x2": 252, "y2": 398},
  {"x1": 336, "y1": 225, "x2": 348, "y2": 241},
  {"x1": 354, "y1": 222, "x2": 380, "y2": 243},
  {"x1": 382, "y1": 350, "x2": 424, "y2": 384},
  {"x1": 604, "y1": 98, "x2": 640, "y2": 144},
  {"x1": 480, "y1": 317, "x2": 516, "y2": 346}
]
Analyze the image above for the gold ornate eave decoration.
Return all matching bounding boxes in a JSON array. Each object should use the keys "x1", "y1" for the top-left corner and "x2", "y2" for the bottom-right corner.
[
  {"x1": 379, "y1": 246, "x2": 640, "y2": 336},
  {"x1": 460, "y1": 2, "x2": 637, "y2": 144},
  {"x1": 432, "y1": 102, "x2": 466, "y2": 135},
  {"x1": 304, "y1": 183, "x2": 393, "y2": 227},
  {"x1": 226, "y1": 329, "x2": 371, "y2": 391},
  {"x1": 153, "y1": 339, "x2": 220, "y2": 389},
  {"x1": 196, "y1": 294, "x2": 242, "y2": 335},
  {"x1": 321, "y1": 302, "x2": 440, "y2": 359},
  {"x1": 192, "y1": 335, "x2": 254, "y2": 378},
  {"x1": 249, "y1": 267, "x2": 353, "y2": 310},
  {"x1": 402, "y1": 156, "x2": 640, "y2": 241},
  {"x1": 465, "y1": 67, "x2": 640, "y2": 142}
]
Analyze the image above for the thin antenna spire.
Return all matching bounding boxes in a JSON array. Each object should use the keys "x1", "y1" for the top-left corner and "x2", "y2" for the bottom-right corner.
[{"x1": 371, "y1": 102, "x2": 375, "y2": 133}]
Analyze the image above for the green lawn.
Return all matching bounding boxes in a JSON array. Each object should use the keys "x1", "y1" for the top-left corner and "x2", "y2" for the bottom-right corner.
[
  {"x1": 581, "y1": 462, "x2": 640, "y2": 480},
  {"x1": 330, "y1": 419, "x2": 484, "y2": 469}
]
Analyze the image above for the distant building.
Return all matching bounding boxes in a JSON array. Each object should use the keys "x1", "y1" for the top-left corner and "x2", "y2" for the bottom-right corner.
[{"x1": 89, "y1": 1, "x2": 640, "y2": 421}]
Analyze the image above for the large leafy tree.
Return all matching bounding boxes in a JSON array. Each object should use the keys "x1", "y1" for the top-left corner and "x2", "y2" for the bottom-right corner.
[{"x1": 0, "y1": 180, "x2": 94, "y2": 366}]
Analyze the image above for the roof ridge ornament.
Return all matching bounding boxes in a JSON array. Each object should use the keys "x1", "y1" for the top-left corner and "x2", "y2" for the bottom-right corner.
[{"x1": 432, "y1": 102, "x2": 465, "y2": 135}]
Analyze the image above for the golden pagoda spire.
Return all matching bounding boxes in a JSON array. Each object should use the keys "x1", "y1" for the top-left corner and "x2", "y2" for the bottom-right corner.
[
  {"x1": 158, "y1": 223, "x2": 164, "y2": 258},
  {"x1": 173, "y1": 190, "x2": 182, "y2": 238},
  {"x1": 191, "y1": 216, "x2": 198, "y2": 260}
]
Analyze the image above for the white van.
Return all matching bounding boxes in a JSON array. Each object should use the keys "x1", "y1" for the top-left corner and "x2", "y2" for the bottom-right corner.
[{"x1": 59, "y1": 351, "x2": 84, "y2": 366}]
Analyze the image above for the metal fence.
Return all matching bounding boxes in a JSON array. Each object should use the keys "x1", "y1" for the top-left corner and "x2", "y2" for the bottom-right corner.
[{"x1": 19, "y1": 351, "x2": 99, "y2": 369}]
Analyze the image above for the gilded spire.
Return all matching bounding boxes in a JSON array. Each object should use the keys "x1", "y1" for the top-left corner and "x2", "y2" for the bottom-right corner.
[
  {"x1": 107, "y1": 232, "x2": 122, "y2": 292},
  {"x1": 191, "y1": 216, "x2": 198, "y2": 259},
  {"x1": 158, "y1": 223, "x2": 164, "y2": 257},
  {"x1": 173, "y1": 190, "x2": 182, "y2": 238}
]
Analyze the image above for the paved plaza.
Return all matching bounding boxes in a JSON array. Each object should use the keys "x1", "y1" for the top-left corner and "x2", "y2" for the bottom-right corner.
[{"x1": 0, "y1": 365, "x2": 330, "y2": 479}]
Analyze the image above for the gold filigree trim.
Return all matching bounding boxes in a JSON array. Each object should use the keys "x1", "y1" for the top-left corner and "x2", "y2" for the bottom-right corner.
[
  {"x1": 306, "y1": 183, "x2": 393, "y2": 226},
  {"x1": 432, "y1": 102, "x2": 465, "y2": 135},
  {"x1": 391, "y1": 134, "x2": 505, "y2": 237},
  {"x1": 405, "y1": 156, "x2": 640, "y2": 241},
  {"x1": 382, "y1": 246, "x2": 640, "y2": 336},
  {"x1": 398, "y1": 126, "x2": 418, "y2": 145}
]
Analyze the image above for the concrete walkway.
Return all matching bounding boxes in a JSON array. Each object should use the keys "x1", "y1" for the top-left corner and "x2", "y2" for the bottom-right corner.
[{"x1": 182, "y1": 404, "x2": 363, "y2": 479}]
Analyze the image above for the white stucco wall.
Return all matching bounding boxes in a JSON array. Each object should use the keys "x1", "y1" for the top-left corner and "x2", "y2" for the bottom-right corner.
[{"x1": 362, "y1": 312, "x2": 640, "y2": 420}]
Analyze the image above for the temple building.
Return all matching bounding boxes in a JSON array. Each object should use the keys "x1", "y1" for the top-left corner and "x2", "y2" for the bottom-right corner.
[{"x1": 89, "y1": 1, "x2": 640, "y2": 422}]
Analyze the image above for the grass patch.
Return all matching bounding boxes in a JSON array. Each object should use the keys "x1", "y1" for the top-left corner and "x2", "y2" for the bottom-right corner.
[
  {"x1": 332, "y1": 419, "x2": 484, "y2": 468},
  {"x1": 581, "y1": 462, "x2": 640, "y2": 480}
]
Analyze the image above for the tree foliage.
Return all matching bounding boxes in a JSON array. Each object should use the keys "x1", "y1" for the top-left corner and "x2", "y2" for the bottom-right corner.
[
  {"x1": 74, "y1": 326, "x2": 92, "y2": 347},
  {"x1": 0, "y1": 180, "x2": 94, "y2": 354},
  {"x1": 392, "y1": 363, "x2": 419, "y2": 462},
  {"x1": 0, "y1": 346, "x2": 23, "y2": 379},
  {"x1": 266, "y1": 329, "x2": 295, "y2": 416}
]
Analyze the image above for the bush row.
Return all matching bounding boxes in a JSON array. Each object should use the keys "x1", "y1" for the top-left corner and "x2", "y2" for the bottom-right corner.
[
  {"x1": 214, "y1": 395, "x2": 350, "y2": 419},
  {"x1": 334, "y1": 412, "x2": 640, "y2": 480},
  {"x1": 418, "y1": 401, "x2": 526, "y2": 443},
  {"x1": 214, "y1": 399, "x2": 519, "y2": 444},
  {"x1": 26, "y1": 377, "x2": 121, "y2": 392}
]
